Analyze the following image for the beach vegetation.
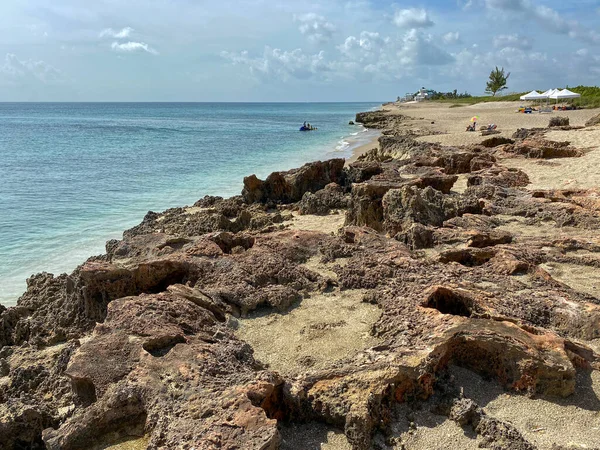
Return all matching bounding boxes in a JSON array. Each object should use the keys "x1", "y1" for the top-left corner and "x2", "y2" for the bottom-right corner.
[
  {"x1": 433, "y1": 85, "x2": 600, "y2": 109},
  {"x1": 411, "y1": 89, "x2": 473, "y2": 101},
  {"x1": 428, "y1": 89, "x2": 473, "y2": 100},
  {"x1": 568, "y1": 85, "x2": 600, "y2": 108},
  {"x1": 485, "y1": 66, "x2": 510, "y2": 96}
]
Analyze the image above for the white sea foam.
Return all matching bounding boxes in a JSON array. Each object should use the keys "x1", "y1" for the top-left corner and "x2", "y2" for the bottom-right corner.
[
  {"x1": 335, "y1": 139, "x2": 351, "y2": 151},
  {"x1": 328, "y1": 125, "x2": 380, "y2": 158}
]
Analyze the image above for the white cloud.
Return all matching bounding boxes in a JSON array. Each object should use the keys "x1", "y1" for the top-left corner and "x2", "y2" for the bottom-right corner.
[
  {"x1": 534, "y1": 6, "x2": 600, "y2": 44},
  {"x1": 339, "y1": 31, "x2": 389, "y2": 60},
  {"x1": 493, "y1": 34, "x2": 533, "y2": 50},
  {"x1": 454, "y1": 45, "x2": 547, "y2": 73},
  {"x1": 0, "y1": 53, "x2": 63, "y2": 84},
  {"x1": 392, "y1": 8, "x2": 434, "y2": 28},
  {"x1": 100, "y1": 27, "x2": 134, "y2": 39},
  {"x1": 442, "y1": 32, "x2": 461, "y2": 45},
  {"x1": 222, "y1": 27, "x2": 453, "y2": 83},
  {"x1": 294, "y1": 13, "x2": 336, "y2": 43},
  {"x1": 496, "y1": 46, "x2": 547, "y2": 64},
  {"x1": 3, "y1": 0, "x2": 600, "y2": 101},
  {"x1": 443, "y1": 43, "x2": 577, "y2": 94},
  {"x1": 576, "y1": 48, "x2": 589, "y2": 57},
  {"x1": 400, "y1": 29, "x2": 454, "y2": 66},
  {"x1": 111, "y1": 41, "x2": 158, "y2": 55},
  {"x1": 101, "y1": 27, "x2": 158, "y2": 55},
  {"x1": 484, "y1": 0, "x2": 600, "y2": 44},
  {"x1": 336, "y1": 28, "x2": 453, "y2": 79},
  {"x1": 533, "y1": 5, "x2": 564, "y2": 31},
  {"x1": 221, "y1": 47, "x2": 331, "y2": 81}
]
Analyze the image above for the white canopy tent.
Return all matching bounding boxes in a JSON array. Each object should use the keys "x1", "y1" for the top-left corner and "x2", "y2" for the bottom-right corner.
[
  {"x1": 548, "y1": 89, "x2": 581, "y2": 108},
  {"x1": 542, "y1": 88, "x2": 559, "y2": 98},
  {"x1": 549, "y1": 89, "x2": 581, "y2": 100},
  {"x1": 520, "y1": 90, "x2": 548, "y2": 100}
]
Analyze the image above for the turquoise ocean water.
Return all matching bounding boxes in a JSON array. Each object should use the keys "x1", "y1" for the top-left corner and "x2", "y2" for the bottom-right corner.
[{"x1": 0, "y1": 102, "x2": 380, "y2": 306}]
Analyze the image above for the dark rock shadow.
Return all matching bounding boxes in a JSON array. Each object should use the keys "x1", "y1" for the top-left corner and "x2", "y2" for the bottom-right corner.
[
  {"x1": 385, "y1": 401, "x2": 479, "y2": 448},
  {"x1": 550, "y1": 369, "x2": 600, "y2": 412},
  {"x1": 449, "y1": 364, "x2": 600, "y2": 412},
  {"x1": 278, "y1": 422, "x2": 350, "y2": 450}
]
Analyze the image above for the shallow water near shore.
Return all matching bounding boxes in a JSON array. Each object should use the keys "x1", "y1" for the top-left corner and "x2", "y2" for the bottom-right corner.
[{"x1": 0, "y1": 102, "x2": 380, "y2": 306}]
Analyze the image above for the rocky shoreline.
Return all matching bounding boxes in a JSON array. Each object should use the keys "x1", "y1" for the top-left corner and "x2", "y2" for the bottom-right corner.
[{"x1": 1, "y1": 107, "x2": 600, "y2": 449}]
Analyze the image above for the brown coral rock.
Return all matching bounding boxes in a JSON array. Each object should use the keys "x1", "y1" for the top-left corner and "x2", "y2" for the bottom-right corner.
[
  {"x1": 242, "y1": 159, "x2": 345, "y2": 204},
  {"x1": 3, "y1": 108, "x2": 600, "y2": 450}
]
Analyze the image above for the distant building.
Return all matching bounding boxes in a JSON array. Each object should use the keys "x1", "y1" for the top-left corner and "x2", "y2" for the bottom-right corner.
[
  {"x1": 398, "y1": 92, "x2": 415, "y2": 102},
  {"x1": 398, "y1": 87, "x2": 438, "y2": 103},
  {"x1": 415, "y1": 87, "x2": 428, "y2": 102},
  {"x1": 415, "y1": 87, "x2": 435, "y2": 102}
]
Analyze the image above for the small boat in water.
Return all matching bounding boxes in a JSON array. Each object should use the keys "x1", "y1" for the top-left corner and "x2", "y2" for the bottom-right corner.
[{"x1": 299, "y1": 123, "x2": 317, "y2": 131}]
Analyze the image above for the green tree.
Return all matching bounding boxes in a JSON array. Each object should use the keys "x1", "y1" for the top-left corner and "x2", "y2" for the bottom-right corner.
[{"x1": 485, "y1": 66, "x2": 511, "y2": 96}]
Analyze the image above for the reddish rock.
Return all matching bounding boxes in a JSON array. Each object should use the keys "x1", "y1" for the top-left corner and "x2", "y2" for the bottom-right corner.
[
  {"x1": 3, "y1": 110, "x2": 600, "y2": 450},
  {"x1": 242, "y1": 159, "x2": 345, "y2": 204},
  {"x1": 383, "y1": 185, "x2": 481, "y2": 236},
  {"x1": 297, "y1": 182, "x2": 349, "y2": 215},
  {"x1": 43, "y1": 290, "x2": 280, "y2": 450}
]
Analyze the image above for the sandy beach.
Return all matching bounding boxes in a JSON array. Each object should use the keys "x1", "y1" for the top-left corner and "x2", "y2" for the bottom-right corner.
[
  {"x1": 388, "y1": 101, "x2": 598, "y2": 146},
  {"x1": 504, "y1": 127, "x2": 600, "y2": 190},
  {"x1": 353, "y1": 100, "x2": 600, "y2": 191},
  {"x1": 350, "y1": 100, "x2": 599, "y2": 160}
]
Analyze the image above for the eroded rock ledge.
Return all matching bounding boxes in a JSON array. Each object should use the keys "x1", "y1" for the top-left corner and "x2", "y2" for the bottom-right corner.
[{"x1": 1, "y1": 109, "x2": 600, "y2": 450}]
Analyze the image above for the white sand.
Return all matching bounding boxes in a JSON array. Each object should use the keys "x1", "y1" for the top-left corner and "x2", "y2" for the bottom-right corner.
[
  {"x1": 235, "y1": 288, "x2": 380, "y2": 375},
  {"x1": 389, "y1": 101, "x2": 598, "y2": 147},
  {"x1": 378, "y1": 101, "x2": 600, "y2": 191},
  {"x1": 503, "y1": 127, "x2": 600, "y2": 190},
  {"x1": 452, "y1": 366, "x2": 600, "y2": 450},
  {"x1": 283, "y1": 211, "x2": 346, "y2": 235},
  {"x1": 280, "y1": 423, "x2": 352, "y2": 450}
]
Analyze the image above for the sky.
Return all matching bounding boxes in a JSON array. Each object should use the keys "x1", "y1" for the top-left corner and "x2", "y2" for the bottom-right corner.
[{"x1": 0, "y1": 0, "x2": 598, "y2": 102}]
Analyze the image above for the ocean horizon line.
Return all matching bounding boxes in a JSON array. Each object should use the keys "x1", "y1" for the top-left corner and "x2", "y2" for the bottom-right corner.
[{"x1": 0, "y1": 100, "x2": 386, "y2": 105}]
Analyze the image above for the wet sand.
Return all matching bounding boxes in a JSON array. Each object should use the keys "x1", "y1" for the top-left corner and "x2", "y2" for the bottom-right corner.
[{"x1": 346, "y1": 132, "x2": 380, "y2": 164}]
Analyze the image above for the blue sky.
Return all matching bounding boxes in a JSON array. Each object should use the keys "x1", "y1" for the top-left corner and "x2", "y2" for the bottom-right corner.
[{"x1": 0, "y1": 0, "x2": 598, "y2": 101}]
